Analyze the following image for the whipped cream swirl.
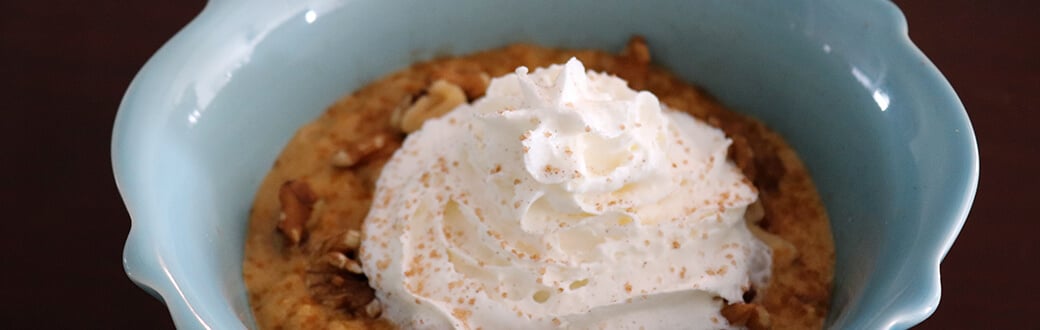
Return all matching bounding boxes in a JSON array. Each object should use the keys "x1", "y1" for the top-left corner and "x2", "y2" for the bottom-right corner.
[{"x1": 360, "y1": 58, "x2": 770, "y2": 329}]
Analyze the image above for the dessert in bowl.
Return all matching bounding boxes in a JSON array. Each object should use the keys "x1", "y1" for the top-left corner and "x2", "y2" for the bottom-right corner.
[
  {"x1": 244, "y1": 40, "x2": 833, "y2": 329},
  {"x1": 113, "y1": 0, "x2": 978, "y2": 329}
]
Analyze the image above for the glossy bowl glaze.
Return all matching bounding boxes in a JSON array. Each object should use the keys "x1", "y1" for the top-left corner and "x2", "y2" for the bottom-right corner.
[{"x1": 113, "y1": 0, "x2": 978, "y2": 328}]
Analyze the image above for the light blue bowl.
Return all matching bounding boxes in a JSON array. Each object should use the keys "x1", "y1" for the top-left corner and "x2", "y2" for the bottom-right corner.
[{"x1": 113, "y1": 0, "x2": 978, "y2": 329}]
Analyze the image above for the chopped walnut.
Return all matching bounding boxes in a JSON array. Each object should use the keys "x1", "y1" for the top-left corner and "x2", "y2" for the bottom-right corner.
[
  {"x1": 332, "y1": 132, "x2": 396, "y2": 168},
  {"x1": 306, "y1": 229, "x2": 378, "y2": 316},
  {"x1": 318, "y1": 230, "x2": 365, "y2": 274},
  {"x1": 394, "y1": 79, "x2": 467, "y2": 133},
  {"x1": 728, "y1": 134, "x2": 757, "y2": 182},
  {"x1": 745, "y1": 200, "x2": 765, "y2": 224},
  {"x1": 615, "y1": 36, "x2": 652, "y2": 90},
  {"x1": 364, "y1": 299, "x2": 383, "y2": 318},
  {"x1": 276, "y1": 180, "x2": 318, "y2": 245},
  {"x1": 339, "y1": 229, "x2": 362, "y2": 250},
  {"x1": 721, "y1": 303, "x2": 772, "y2": 330},
  {"x1": 620, "y1": 35, "x2": 651, "y2": 65},
  {"x1": 324, "y1": 251, "x2": 363, "y2": 274},
  {"x1": 432, "y1": 66, "x2": 491, "y2": 100},
  {"x1": 389, "y1": 94, "x2": 415, "y2": 131}
]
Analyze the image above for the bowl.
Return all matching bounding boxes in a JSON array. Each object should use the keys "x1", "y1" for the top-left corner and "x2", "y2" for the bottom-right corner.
[{"x1": 113, "y1": 0, "x2": 978, "y2": 328}]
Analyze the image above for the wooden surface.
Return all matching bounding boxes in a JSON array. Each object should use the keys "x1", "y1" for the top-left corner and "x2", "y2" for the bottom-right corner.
[{"x1": 1, "y1": 1, "x2": 1035, "y2": 328}]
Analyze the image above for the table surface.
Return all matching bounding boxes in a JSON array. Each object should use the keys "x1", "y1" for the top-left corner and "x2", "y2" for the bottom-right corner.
[{"x1": 3, "y1": 1, "x2": 1036, "y2": 328}]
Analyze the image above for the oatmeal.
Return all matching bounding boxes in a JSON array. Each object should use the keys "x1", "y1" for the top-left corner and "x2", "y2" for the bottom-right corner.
[{"x1": 243, "y1": 37, "x2": 833, "y2": 329}]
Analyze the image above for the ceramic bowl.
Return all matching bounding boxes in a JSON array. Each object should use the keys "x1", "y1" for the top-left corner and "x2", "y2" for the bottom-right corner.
[{"x1": 113, "y1": 0, "x2": 978, "y2": 328}]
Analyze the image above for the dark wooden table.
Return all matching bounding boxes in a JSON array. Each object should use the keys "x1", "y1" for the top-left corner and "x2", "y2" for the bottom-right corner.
[{"x1": 2, "y1": 1, "x2": 1035, "y2": 328}]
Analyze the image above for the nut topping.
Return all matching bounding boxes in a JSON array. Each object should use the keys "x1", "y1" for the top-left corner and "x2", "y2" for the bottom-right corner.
[
  {"x1": 324, "y1": 251, "x2": 363, "y2": 274},
  {"x1": 342, "y1": 229, "x2": 362, "y2": 250},
  {"x1": 744, "y1": 200, "x2": 765, "y2": 224},
  {"x1": 332, "y1": 132, "x2": 395, "y2": 168},
  {"x1": 394, "y1": 79, "x2": 467, "y2": 133},
  {"x1": 276, "y1": 180, "x2": 318, "y2": 245},
  {"x1": 306, "y1": 229, "x2": 378, "y2": 315},
  {"x1": 620, "y1": 35, "x2": 651, "y2": 65},
  {"x1": 432, "y1": 66, "x2": 491, "y2": 100},
  {"x1": 364, "y1": 299, "x2": 383, "y2": 318},
  {"x1": 721, "y1": 303, "x2": 772, "y2": 330},
  {"x1": 615, "y1": 36, "x2": 652, "y2": 90}
]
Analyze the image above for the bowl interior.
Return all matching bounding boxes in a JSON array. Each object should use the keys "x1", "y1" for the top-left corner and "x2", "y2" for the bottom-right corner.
[{"x1": 115, "y1": 0, "x2": 977, "y2": 329}]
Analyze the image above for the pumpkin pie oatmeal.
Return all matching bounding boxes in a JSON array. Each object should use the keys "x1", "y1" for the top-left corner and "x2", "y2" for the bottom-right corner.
[{"x1": 243, "y1": 37, "x2": 834, "y2": 330}]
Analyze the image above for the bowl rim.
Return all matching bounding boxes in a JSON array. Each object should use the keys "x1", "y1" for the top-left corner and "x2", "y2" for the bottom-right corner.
[{"x1": 112, "y1": 0, "x2": 979, "y2": 329}]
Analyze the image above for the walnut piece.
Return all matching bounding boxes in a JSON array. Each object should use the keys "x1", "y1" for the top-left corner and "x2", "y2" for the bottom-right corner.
[
  {"x1": 614, "y1": 36, "x2": 652, "y2": 90},
  {"x1": 394, "y1": 79, "x2": 467, "y2": 133},
  {"x1": 331, "y1": 132, "x2": 395, "y2": 168},
  {"x1": 324, "y1": 251, "x2": 363, "y2": 274},
  {"x1": 432, "y1": 66, "x2": 491, "y2": 100},
  {"x1": 364, "y1": 299, "x2": 383, "y2": 318},
  {"x1": 728, "y1": 134, "x2": 757, "y2": 182},
  {"x1": 745, "y1": 200, "x2": 765, "y2": 224},
  {"x1": 620, "y1": 35, "x2": 651, "y2": 65},
  {"x1": 721, "y1": 303, "x2": 772, "y2": 330},
  {"x1": 276, "y1": 180, "x2": 318, "y2": 245},
  {"x1": 341, "y1": 229, "x2": 362, "y2": 250},
  {"x1": 306, "y1": 229, "x2": 378, "y2": 315}
]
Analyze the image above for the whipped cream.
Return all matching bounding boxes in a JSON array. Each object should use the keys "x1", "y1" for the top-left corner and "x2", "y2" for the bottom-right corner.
[{"x1": 360, "y1": 58, "x2": 770, "y2": 329}]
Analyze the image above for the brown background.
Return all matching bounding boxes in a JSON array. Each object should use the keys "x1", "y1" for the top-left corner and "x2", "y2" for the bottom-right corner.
[{"x1": 1, "y1": 0, "x2": 1036, "y2": 328}]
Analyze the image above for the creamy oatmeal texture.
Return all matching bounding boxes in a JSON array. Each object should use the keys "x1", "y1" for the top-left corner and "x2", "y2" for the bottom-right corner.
[
  {"x1": 361, "y1": 58, "x2": 770, "y2": 329},
  {"x1": 244, "y1": 38, "x2": 834, "y2": 330}
]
